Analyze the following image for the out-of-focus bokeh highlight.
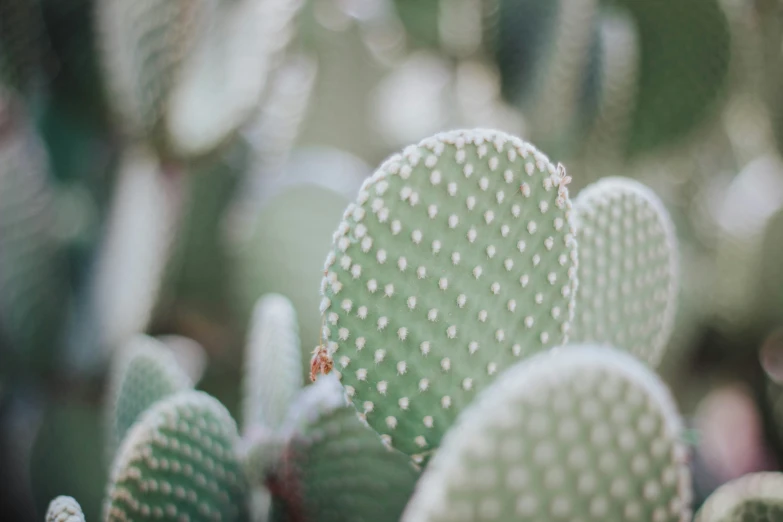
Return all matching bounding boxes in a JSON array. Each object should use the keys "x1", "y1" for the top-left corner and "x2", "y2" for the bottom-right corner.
[{"x1": 2, "y1": 0, "x2": 783, "y2": 519}]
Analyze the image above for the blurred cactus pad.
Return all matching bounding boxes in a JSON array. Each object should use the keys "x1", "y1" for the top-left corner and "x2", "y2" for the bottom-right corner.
[{"x1": 3, "y1": 0, "x2": 783, "y2": 521}]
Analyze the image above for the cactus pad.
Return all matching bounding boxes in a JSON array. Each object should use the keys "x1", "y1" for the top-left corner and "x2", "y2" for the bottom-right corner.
[
  {"x1": 695, "y1": 472, "x2": 783, "y2": 522},
  {"x1": 105, "y1": 390, "x2": 247, "y2": 522},
  {"x1": 242, "y1": 293, "x2": 303, "y2": 431},
  {"x1": 401, "y1": 345, "x2": 691, "y2": 522},
  {"x1": 272, "y1": 377, "x2": 419, "y2": 522},
  {"x1": 571, "y1": 177, "x2": 678, "y2": 367},
  {"x1": 105, "y1": 335, "x2": 193, "y2": 462},
  {"x1": 46, "y1": 496, "x2": 86, "y2": 522},
  {"x1": 318, "y1": 128, "x2": 578, "y2": 458}
]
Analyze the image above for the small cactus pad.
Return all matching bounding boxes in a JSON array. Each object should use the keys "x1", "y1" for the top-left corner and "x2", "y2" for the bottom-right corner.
[
  {"x1": 105, "y1": 335, "x2": 193, "y2": 461},
  {"x1": 695, "y1": 472, "x2": 783, "y2": 522},
  {"x1": 105, "y1": 391, "x2": 247, "y2": 522},
  {"x1": 242, "y1": 293, "x2": 303, "y2": 431},
  {"x1": 571, "y1": 177, "x2": 679, "y2": 367},
  {"x1": 401, "y1": 345, "x2": 692, "y2": 522},
  {"x1": 273, "y1": 383, "x2": 420, "y2": 522},
  {"x1": 319, "y1": 128, "x2": 578, "y2": 458},
  {"x1": 46, "y1": 496, "x2": 86, "y2": 522}
]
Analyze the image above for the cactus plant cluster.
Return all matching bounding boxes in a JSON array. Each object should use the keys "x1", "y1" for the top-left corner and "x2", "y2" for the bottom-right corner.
[{"x1": 41, "y1": 127, "x2": 783, "y2": 521}]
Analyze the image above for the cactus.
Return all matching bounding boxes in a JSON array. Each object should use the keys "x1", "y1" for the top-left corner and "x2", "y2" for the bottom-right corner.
[
  {"x1": 104, "y1": 335, "x2": 193, "y2": 461},
  {"x1": 401, "y1": 344, "x2": 692, "y2": 522},
  {"x1": 570, "y1": 176, "x2": 679, "y2": 367},
  {"x1": 104, "y1": 390, "x2": 247, "y2": 522},
  {"x1": 317, "y1": 128, "x2": 578, "y2": 458},
  {"x1": 0, "y1": 100, "x2": 68, "y2": 369},
  {"x1": 695, "y1": 472, "x2": 783, "y2": 522},
  {"x1": 242, "y1": 294, "x2": 303, "y2": 431},
  {"x1": 45, "y1": 496, "x2": 86, "y2": 522},
  {"x1": 273, "y1": 398, "x2": 420, "y2": 522}
]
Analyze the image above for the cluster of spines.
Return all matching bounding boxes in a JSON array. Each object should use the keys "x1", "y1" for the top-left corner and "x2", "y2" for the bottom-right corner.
[{"x1": 45, "y1": 496, "x2": 86, "y2": 522}]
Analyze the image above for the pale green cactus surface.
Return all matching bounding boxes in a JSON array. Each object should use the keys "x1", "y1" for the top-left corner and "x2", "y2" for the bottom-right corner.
[
  {"x1": 319, "y1": 128, "x2": 579, "y2": 458},
  {"x1": 104, "y1": 335, "x2": 193, "y2": 461},
  {"x1": 104, "y1": 391, "x2": 247, "y2": 522},
  {"x1": 242, "y1": 293, "x2": 304, "y2": 431},
  {"x1": 695, "y1": 472, "x2": 783, "y2": 522},
  {"x1": 401, "y1": 345, "x2": 692, "y2": 522},
  {"x1": 45, "y1": 496, "x2": 86, "y2": 522},
  {"x1": 571, "y1": 176, "x2": 679, "y2": 368}
]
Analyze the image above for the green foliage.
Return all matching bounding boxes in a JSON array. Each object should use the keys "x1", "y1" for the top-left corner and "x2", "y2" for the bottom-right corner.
[
  {"x1": 401, "y1": 345, "x2": 692, "y2": 521},
  {"x1": 104, "y1": 390, "x2": 247, "y2": 522},
  {"x1": 696, "y1": 472, "x2": 783, "y2": 522},
  {"x1": 319, "y1": 129, "x2": 578, "y2": 459},
  {"x1": 45, "y1": 496, "x2": 86, "y2": 522},
  {"x1": 571, "y1": 176, "x2": 679, "y2": 367}
]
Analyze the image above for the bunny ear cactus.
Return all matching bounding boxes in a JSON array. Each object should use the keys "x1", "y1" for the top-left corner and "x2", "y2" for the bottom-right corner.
[
  {"x1": 401, "y1": 345, "x2": 692, "y2": 522},
  {"x1": 104, "y1": 390, "x2": 247, "y2": 522},
  {"x1": 0, "y1": 100, "x2": 68, "y2": 369},
  {"x1": 45, "y1": 496, "x2": 86, "y2": 522},
  {"x1": 316, "y1": 128, "x2": 578, "y2": 459},
  {"x1": 264, "y1": 374, "x2": 420, "y2": 522},
  {"x1": 96, "y1": 0, "x2": 305, "y2": 158},
  {"x1": 242, "y1": 293, "x2": 303, "y2": 432},
  {"x1": 104, "y1": 335, "x2": 193, "y2": 462},
  {"x1": 570, "y1": 176, "x2": 679, "y2": 367},
  {"x1": 695, "y1": 472, "x2": 783, "y2": 522}
]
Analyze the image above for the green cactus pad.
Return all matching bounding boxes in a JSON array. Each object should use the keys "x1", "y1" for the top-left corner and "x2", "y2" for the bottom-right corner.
[
  {"x1": 319, "y1": 128, "x2": 578, "y2": 458},
  {"x1": 242, "y1": 293, "x2": 303, "y2": 431},
  {"x1": 401, "y1": 344, "x2": 692, "y2": 522},
  {"x1": 46, "y1": 496, "x2": 86, "y2": 522},
  {"x1": 571, "y1": 177, "x2": 679, "y2": 368},
  {"x1": 695, "y1": 472, "x2": 783, "y2": 522},
  {"x1": 105, "y1": 335, "x2": 193, "y2": 462},
  {"x1": 104, "y1": 390, "x2": 247, "y2": 522},
  {"x1": 95, "y1": 0, "x2": 203, "y2": 141},
  {"x1": 0, "y1": 114, "x2": 67, "y2": 365},
  {"x1": 271, "y1": 375, "x2": 420, "y2": 522}
]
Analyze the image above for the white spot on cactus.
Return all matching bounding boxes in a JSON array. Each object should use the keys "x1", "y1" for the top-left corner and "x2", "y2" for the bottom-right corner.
[
  {"x1": 425, "y1": 155, "x2": 438, "y2": 168},
  {"x1": 486, "y1": 245, "x2": 496, "y2": 258},
  {"x1": 367, "y1": 279, "x2": 378, "y2": 293},
  {"x1": 361, "y1": 237, "x2": 372, "y2": 252},
  {"x1": 385, "y1": 416, "x2": 397, "y2": 429},
  {"x1": 468, "y1": 341, "x2": 479, "y2": 354},
  {"x1": 491, "y1": 282, "x2": 501, "y2": 294},
  {"x1": 468, "y1": 228, "x2": 477, "y2": 243},
  {"x1": 548, "y1": 272, "x2": 557, "y2": 284},
  {"x1": 525, "y1": 163, "x2": 535, "y2": 176},
  {"x1": 517, "y1": 240, "x2": 526, "y2": 252},
  {"x1": 384, "y1": 284, "x2": 394, "y2": 297},
  {"x1": 356, "y1": 368, "x2": 368, "y2": 381},
  {"x1": 428, "y1": 309, "x2": 439, "y2": 322},
  {"x1": 417, "y1": 266, "x2": 427, "y2": 279},
  {"x1": 473, "y1": 266, "x2": 483, "y2": 279},
  {"x1": 377, "y1": 317, "x2": 388, "y2": 330},
  {"x1": 487, "y1": 362, "x2": 497, "y2": 375},
  {"x1": 504, "y1": 258, "x2": 514, "y2": 271},
  {"x1": 439, "y1": 278, "x2": 449, "y2": 290},
  {"x1": 508, "y1": 299, "x2": 516, "y2": 312},
  {"x1": 430, "y1": 170, "x2": 442, "y2": 185},
  {"x1": 419, "y1": 378, "x2": 429, "y2": 391},
  {"x1": 428, "y1": 204, "x2": 438, "y2": 219},
  {"x1": 479, "y1": 177, "x2": 489, "y2": 191},
  {"x1": 457, "y1": 294, "x2": 467, "y2": 308},
  {"x1": 512, "y1": 204, "x2": 521, "y2": 217},
  {"x1": 412, "y1": 230, "x2": 423, "y2": 244},
  {"x1": 363, "y1": 401, "x2": 374, "y2": 412},
  {"x1": 525, "y1": 316, "x2": 534, "y2": 328},
  {"x1": 420, "y1": 342, "x2": 431, "y2": 356},
  {"x1": 535, "y1": 293, "x2": 543, "y2": 304},
  {"x1": 478, "y1": 310, "x2": 488, "y2": 322},
  {"x1": 545, "y1": 237, "x2": 554, "y2": 251},
  {"x1": 415, "y1": 435, "x2": 427, "y2": 448},
  {"x1": 377, "y1": 381, "x2": 388, "y2": 395},
  {"x1": 501, "y1": 225, "x2": 510, "y2": 237},
  {"x1": 432, "y1": 240, "x2": 442, "y2": 253},
  {"x1": 399, "y1": 397, "x2": 410, "y2": 410},
  {"x1": 540, "y1": 332, "x2": 550, "y2": 344},
  {"x1": 448, "y1": 214, "x2": 459, "y2": 228},
  {"x1": 338, "y1": 328, "x2": 349, "y2": 340},
  {"x1": 319, "y1": 298, "x2": 331, "y2": 313},
  {"x1": 423, "y1": 416, "x2": 434, "y2": 428},
  {"x1": 464, "y1": 164, "x2": 474, "y2": 177},
  {"x1": 452, "y1": 252, "x2": 461, "y2": 265},
  {"x1": 357, "y1": 307, "x2": 368, "y2": 320},
  {"x1": 504, "y1": 169, "x2": 514, "y2": 183},
  {"x1": 339, "y1": 356, "x2": 350, "y2": 368},
  {"x1": 391, "y1": 220, "x2": 401, "y2": 235},
  {"x1": 495, "y1": 329, "x2": 505, "y2": 342},
  {"x1": 441, "y1": 396, "x2": 452, "y2": 409},
  {"x1": 466, "y1": 196, "x2": 476, "y2": 210},
  {"x1": 341, "y1": 299, "x2": 353, "y2": 312},
  {"x1": 441, "y1": 357, "x2": 451, "y2": 371},
  {"x1": 374, "y1": 349, "x2": 386, "y2": 363},
  {"x1": 448, "y1": 182, "x2": 457, "y2": 196},
  {"x1": 527, "y1": 221, "x2": 537, "y2": 234},
  {"x1": 407, "y1": 296, "x2": 417, "y2": 310},
  {"x1": 397, "y1": 361, "x2": 407, "y2": 375},
  {"x1": 446, "y1": 325, "x2": 457, "y2": 339},
  {"x1": 356, "y1": 337, "x2": 366, "y2": 350},
  {"x1": 397, "y1": 327, "x2": 408, "y2": 341}
]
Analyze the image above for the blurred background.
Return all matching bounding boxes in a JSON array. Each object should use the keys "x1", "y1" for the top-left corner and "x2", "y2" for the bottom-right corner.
[{"x1": 2, "y1": 0, "x2": 783, "y2": 519}]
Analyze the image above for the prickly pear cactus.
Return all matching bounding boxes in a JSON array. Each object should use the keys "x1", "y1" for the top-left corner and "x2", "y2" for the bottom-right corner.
[
  {"x1": 104, "y1": 335, "x2": 193, "y2": 461},
  {"x1": 401, "y1": 345, "x2": 692, "y2": 522},
  {"x1": 318, "y1": 128, "x2": 578, "y2": 458},
  {"x1": 0, "y1": 105, "x2": 67, "y2": 365},
  {"x1": 46, "y1": 496, "x2": 86, "y2": 522},
  {"x1": 104, "y1": 391, "x2": 247, "y2": 522},
  {"x1": 95, "y1": 0, "x2": 204, "y2": 141},
  {"x1": 695, "y1": 472, "x2": 783, "y2": 522},
  {"x1": 242, "y1": 294, "x2": 303, "y2": 431},
  {"x1": 269, "y1": 374, "x2": 419, "y2": 522},
  {"x1": 571, "y1": 176, "x2": 679, "y2": 367}
]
